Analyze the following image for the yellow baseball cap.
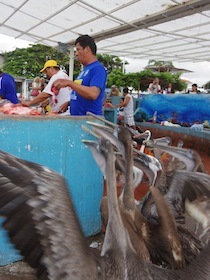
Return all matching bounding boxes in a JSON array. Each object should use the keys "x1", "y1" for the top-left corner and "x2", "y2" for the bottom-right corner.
[{"x1": 40, "y1": 60, "x2": 60, "y2": 73}]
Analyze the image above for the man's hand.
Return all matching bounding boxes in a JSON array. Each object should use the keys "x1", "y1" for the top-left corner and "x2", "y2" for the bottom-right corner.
[
  {"x1": 52, "y1": 79, "x2": 71, "y2": 92},
  {"x1": 21, "y1": 101, "x2": 31, "y2": 107},
  {"x1": 58, "y1": 101, "x2": 70, "y2": 113}
]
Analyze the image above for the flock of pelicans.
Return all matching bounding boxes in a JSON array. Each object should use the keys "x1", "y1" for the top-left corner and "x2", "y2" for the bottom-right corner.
[{"x1": 0, "y1": 112, "x2": 210, "y2": 279}]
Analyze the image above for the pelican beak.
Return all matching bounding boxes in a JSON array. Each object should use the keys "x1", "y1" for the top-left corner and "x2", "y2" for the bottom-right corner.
[
  {"x1": 81, "y1": 124, "x2": 102, "y2": 139},
  {"x1": 86, "y1": 111, "x2": 117, "y2": 128}
]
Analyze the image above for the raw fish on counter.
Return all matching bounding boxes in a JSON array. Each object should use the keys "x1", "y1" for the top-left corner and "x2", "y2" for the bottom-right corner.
[{"x1": 0, "y1": 102, "x2": 42, "y2": 115}]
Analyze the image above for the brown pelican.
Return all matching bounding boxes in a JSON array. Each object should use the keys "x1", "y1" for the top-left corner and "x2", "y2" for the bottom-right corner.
[
  {"x1": 82, "y1": 137, "x2": 210, "y2": 277},
  {"x1": 132, "y1": 129, "x2": 151, "y2": 153},
  {"x1": 0, "y1": 150, "x2": 100, "y2": 279},
  {"x1": 137, "y1": 147, "x2": 210, "y2": 226},
  {"x1": 85, "y1": 124, "x2": 188, "y2": 269},
  {"x1": 1, "y1": 148, "x2": 210, "y2": 279},
  {"x1": 133, "y1": 148, "x2": 162, "y2": 186},
  {"x1": 161, "y1": 170, "x2": 210, "y2": 224},
  {"x1": 137, "y1": 150, "x2": 210, "y2": 258},
  {"x1": 148, "y1": 183, "x2": 186, "y2": 269},
  {"x1": 118, "y1": 129, "x2": 210, "y2": 267},
  {"x1": 134, "y1": 154, "x2": 203, "y2": 267},
  {"x1": 85, "y1": 115, "x2": 209, "y2": 231},
  {"x1": 82, "y1": 123, "x2": 144, "y2": 191},
  {"x1": 185, "y1": 195, "x2": 210, "y2": 245},
  {"x1": 83, "y1": 129, "x2": 151, "y2": 262},
  {"x1": 145, "y1": 141, "x2": 207, "y2": 173}
]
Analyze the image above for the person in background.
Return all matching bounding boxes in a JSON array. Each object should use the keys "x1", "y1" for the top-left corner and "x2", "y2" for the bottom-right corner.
[
  {"x1": 52, "y1": 35, "x2": 107, "y2": 116},
  {"x1": 117, "y1": 97, "x2": 125, "y2": 125},
  {"x1": 39, "y1": 77, "x2": 50, "y2": 113},
  {"x1": 148, "y1": 77, "x2": 161, "y2": 94},
  {"x1": 0, "y1": 69, "x2": 19, "y2": 104},
  {"x1": 165, "y1": 83, "x2": 174, "y2": 94},
  {"x1": 22, "y1": 60, "x2": 70, "y2": 113},
  {"x1": 40, "y1": 77, "x2": 47, "y2": 91},
  {"x1": 31, "y1": 76, "x2": 41, "y2": 97},
  {"x1": 190, "y1": 83, "x2": 200, "y2": 94},
  {"x1": 115, "y1": 87, "x2": 136, "y2": 129},
  {"x1": 109, "y1": 85, "x2": 120, "y2": 97}
]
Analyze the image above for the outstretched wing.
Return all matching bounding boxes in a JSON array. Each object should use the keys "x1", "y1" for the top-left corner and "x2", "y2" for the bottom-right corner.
[{"x1": 0, "y1": 150, "x2": 99, "y2": 280}]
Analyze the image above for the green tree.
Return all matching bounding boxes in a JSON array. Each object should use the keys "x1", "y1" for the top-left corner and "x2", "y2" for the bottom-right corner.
[
  {"x1": 2, "y1": 44, "x2": 70, "y2": 78},
  {"x1": 146, "y1": 60, "x2": 175, "y2": 72},
  {"x1": 107, "y1": 69, "x2": 124, "y2": 87},
  {"x1": 204, "y1": 81, "x2": 210, "y2": 89},
  {"x1": 97, "y1": 54, "x2": 126, "y2": 73},
  {"x1": 2, "y1": 45, "x2": 126, "y2": 79},
  {"x1": 2, "y1": 45, "x2": 186, "y2": 92},
  {"x1": 106, "y1": 69, "x2": 186, "y2": 92}
]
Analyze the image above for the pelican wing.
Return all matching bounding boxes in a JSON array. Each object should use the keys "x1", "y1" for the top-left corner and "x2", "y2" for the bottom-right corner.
[
  {"x1": 163, "y1": 170, "x2": 210, "y2": 225},
  {"x1": 0, "y1": 150, "x2": 99, "y2": 280}
]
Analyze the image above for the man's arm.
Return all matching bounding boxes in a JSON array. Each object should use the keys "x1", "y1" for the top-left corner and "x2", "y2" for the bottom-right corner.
[
  {"x1": 22, "y1": 92, "x2": 50, "y2": 107},
  {"x1": 52, "y1": 79, "x2": 100, "y2": 100}
]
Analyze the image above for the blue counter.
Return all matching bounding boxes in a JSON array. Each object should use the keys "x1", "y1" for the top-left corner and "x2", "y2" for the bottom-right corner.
[
  {"x1": 0, "y1": 115, "x2": 103, "y2": 265},
  {"x1": 104, "y1": 107, "x2": 117, "y2": 123}
]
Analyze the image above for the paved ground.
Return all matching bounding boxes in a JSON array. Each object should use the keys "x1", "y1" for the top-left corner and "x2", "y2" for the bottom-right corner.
[
  {"x1": 0, "y1": 261, "x2": 36, "y2": 280},
  {"x1": 0, "y1": 233, "x2": 104, "y2": 279}
]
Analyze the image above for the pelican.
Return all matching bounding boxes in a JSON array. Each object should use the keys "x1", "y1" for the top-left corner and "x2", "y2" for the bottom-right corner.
[
  {"x1": 145, "y1": 141, "x2": 207, "y2": 173},
  {"x1": 0, "y1": 149, "x2": 210, "y2": 279},
  {"x1": 133, "y1": 148, "x2": 162, "y2": 186},
  {"x1": 83, "y1": 122, "x2": 144, "y2": 192},
  {"x1": 136, "y1": 146, "x2": 210, "y2": 224},
  {"x1": 162, "y1": 170, "x2": 210, "y2": 223},
  {"x1": 186, "y1": 196, "x2": 210, "y2": 244},
  {"x1": 135, "y1": 159, "x2": 205, "y2": 265},
  {"x1": 85, "y1": 124, "x2": 188, "y2": 269},
  {"x1": 131, "y1": 129, "x2": 151, "y2": 153},
  {"x1": 84, "y1": 128, "x2": 151, "y2": 262}
]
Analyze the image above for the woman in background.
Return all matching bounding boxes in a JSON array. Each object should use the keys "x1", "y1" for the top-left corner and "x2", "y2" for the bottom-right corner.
[
  {"x1": 148, "y1": 78, "x2": 161, "y2": 94},
  {"x1": 31, "y1": 77, "x2": 41, "y2": 97}
]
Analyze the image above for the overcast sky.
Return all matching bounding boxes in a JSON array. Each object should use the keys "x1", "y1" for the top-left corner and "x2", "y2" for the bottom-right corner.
[
  {"x1": 0, "y1": 34, "x2": 31, "y2": 53},
  {"x1": 1, "y1": 34, "x2": 210, "y2": 87},
  {"x1": 125, "y1": 58, "x2": 210, "y2": 87}
]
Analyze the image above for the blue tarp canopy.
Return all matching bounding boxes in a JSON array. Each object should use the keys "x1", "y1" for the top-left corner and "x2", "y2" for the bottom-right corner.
[{"x1": 136, "y1": 93, "x2": 210, "y2": 125}]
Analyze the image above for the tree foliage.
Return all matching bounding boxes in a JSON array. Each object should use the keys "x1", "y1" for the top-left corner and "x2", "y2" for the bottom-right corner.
[
  {"x1": 2, "y1": 45, "x2": 126, "y2": 79},
  {"x1": 2, "y1": 45, "x2": 186, "y2": 92},
  {"x1": 148, "y1": 60, "x2": 173, "y2": 67},
  {"x1": 107, "y1": 69, "x2": 186, "y2": 92},
  {"x1": 96, "y1": 54, "x2": 127, "y2": 73},
  {"x1": 204, "y1": 81, "x2": 210, "y2": 89},
  {"x1": 3, "y1": 44, "x2": 70, "y2": 78}
]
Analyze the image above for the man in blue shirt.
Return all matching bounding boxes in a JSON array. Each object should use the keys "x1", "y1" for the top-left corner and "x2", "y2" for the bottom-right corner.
[
  {"x1": 0, "y1": 70, "x2": 19, "y2": 104},
  {"x1": 52, "y1": 35, "x2": 107, "y2": 116}
]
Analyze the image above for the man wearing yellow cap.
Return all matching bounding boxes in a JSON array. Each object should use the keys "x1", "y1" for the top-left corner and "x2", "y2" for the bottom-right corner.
[
  {"x1": 22, "y1": 60, "x2": 70, "y2": 113},
  {"x1": 52, "y1": 35, "x2": 107, "y2": 116}
]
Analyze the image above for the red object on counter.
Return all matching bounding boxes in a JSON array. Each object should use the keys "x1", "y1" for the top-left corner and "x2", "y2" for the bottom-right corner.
[{"x1": 0, "y1": 102, "x2": 42, "y2": 115}]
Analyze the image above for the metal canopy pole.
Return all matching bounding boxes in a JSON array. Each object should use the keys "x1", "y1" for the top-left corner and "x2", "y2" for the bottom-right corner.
[{"x1": 69, "y1": 46, "x2": 74, "y2": 80}]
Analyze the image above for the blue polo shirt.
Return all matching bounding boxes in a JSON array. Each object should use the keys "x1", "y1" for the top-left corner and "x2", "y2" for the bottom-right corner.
[
  {"x1": 0, "y1": 73, "x2": 19, "y2": 104},
  {"x1": 70, "y1": 61, "x2": 107, "y2": 115}
]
